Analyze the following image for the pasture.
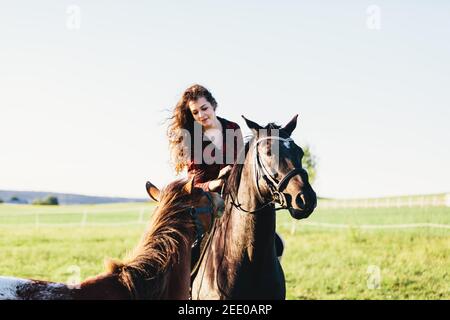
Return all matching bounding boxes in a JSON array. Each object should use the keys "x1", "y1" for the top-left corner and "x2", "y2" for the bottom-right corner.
[{"x1": 0, "y1": 200, "x2": 448, "y2": 299}]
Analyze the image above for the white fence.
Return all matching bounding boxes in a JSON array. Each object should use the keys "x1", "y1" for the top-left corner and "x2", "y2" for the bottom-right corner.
[
  {"x1": 0, "y1": 206, "x2": 151, "y2": 228},
  {"x1": 319, "y1": 193, "x2": 450, "y2": 209},
  {"x1": 285, "y1": 222, "x2": 450, "y2": 235},
  {"x1": 0, "y1": 194, "x2": 449, "y2": 230}
]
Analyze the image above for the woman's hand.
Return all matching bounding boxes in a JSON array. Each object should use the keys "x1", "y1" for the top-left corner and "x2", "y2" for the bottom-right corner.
[
  {"x1": 208, "y1": 179, "x2": 225, "y2": 192},
  {"x1": 217, "y1": 165, "x2": 233, "y2": 180},
  {"x1": 208, "y1": 166, "x2": 232, "y2": 192}
]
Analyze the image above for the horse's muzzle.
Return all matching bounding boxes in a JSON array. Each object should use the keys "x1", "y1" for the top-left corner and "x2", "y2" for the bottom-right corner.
[
  {"x1": 289, "y1": 189, "x2": 317, "y2": 220},
  {"x1": 289, "y1": 207, "x2": 314, "y2": 220}
]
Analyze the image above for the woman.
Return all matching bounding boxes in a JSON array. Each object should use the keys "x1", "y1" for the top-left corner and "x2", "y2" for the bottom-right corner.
[
  {"x1": 167, "y1": 84, "x2": 284, "y2": 262},
  {"x1": 167, "y1": 84, "x2": 243, "y2": 193}
]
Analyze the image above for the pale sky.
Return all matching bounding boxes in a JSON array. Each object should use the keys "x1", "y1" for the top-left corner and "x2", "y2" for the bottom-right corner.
[{"x1": 1, "y1": 1, "x2": 449, "y2": 199}]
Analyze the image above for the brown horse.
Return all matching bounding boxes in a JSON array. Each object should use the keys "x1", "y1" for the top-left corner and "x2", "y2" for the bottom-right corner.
[
  {"x1": 0, "y1": 178, "x2": 224, "y2": 300},
  {"x1": 191, "y1": 115, "x2": 317, "y2": 299}
]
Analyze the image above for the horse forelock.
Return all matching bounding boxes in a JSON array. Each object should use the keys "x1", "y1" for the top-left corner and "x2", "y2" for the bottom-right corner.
[{"x1": 265, "y1": 122, "x2": 281, "y2": 130}]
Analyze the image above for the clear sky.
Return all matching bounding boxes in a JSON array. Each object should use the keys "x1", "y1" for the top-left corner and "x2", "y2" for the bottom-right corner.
[{"x1": 1, "y1": 1, "x2": 449, "y2": 199}]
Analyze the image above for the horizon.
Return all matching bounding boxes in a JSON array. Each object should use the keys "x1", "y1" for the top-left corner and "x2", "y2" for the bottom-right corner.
[
  {"x1": 0, "y1": 188, "x2": 147, "y2": 199},
  {"x1": 0, "y1": 187, "x2": 447, "y2": 202},
  {"x1": 1, "y1": 1, "x2": 449, "y2": 199}
]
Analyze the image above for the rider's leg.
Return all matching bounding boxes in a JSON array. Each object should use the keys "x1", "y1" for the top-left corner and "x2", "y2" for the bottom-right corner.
[
  {"x1": 275, "y1": 232, "x2": 285, "y2": 262},
  {"x1": 191, "y1": 241, "x2": 201, "y2": 269}
]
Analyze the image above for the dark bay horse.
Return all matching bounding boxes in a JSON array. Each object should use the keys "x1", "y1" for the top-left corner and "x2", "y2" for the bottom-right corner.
[
  {"x1": 191, "y1": 115, "x2": 317, "y2": 299},
  {"x1": 0, "y1": 178, "x2": 224, "y2": 300}
]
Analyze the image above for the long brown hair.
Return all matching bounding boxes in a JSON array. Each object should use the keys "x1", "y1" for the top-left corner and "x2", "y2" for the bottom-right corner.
[{"x1": 167, "y1": 84, "x2": 218, "y2": 174}]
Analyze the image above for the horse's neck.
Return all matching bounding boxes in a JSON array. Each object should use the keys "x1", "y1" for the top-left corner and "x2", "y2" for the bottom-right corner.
[
  {"x1": 78, "y1": 240, "x2": 192, "y2": 300},
  {"x1": 229, "y1": 163, "x2": 276, "y2": 259},
  {"x1": 96, "y1": 216, "x2": 195, "y2": 300},
  {"x1": 165, "y1": 238, "x2": 191, "y2": 299},
  {"x1": 192, "y1": 157, "x2": 283, "y2": 300},
  {"x1": 133, "y1": 223, "x2": 194, "y2": 300},
  {"x1": 77, "y1": 273, "x2": 130, "y2": 299}
]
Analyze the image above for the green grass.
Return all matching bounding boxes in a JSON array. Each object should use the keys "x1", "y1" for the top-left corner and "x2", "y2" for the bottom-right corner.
[
  {"x1": 278, "y1": 228, "x2": 449, "y2": 299},
  {"x1": 284, "y1": 206, "x2": 450, "y2": 229},
  {"x1": 0, "y1": 202, "x2": 448, "y2": 299},
  {"x1": 276, "y1": 206, "x2": 450, "y2": 299},
  {"x1": 0, "y1": 203, "x2": 153, "y2": 225}
]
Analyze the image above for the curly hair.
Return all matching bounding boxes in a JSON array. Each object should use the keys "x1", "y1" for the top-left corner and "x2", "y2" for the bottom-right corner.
[{"x1": 167, "y1": 84, "x2": 218, "y2": 174}]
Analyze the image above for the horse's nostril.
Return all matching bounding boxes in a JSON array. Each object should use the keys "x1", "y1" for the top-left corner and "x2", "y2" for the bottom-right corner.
[{"x1": 295, "y1": 193, "x2": 306, "y2": 210}]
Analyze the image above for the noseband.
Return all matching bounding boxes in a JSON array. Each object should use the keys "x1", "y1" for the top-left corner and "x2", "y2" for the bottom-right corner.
[{"x1": 230, "y1": 136, "x2": 306, "y2": 214}]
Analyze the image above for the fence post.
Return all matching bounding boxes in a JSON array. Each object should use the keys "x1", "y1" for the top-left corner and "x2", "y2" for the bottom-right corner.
[
  {"x1": 291, "y1": 220, "x2": 297, "y2": 235},
  {"x1": 446, "y1": 194, "x2": 450, "y2": 207}
]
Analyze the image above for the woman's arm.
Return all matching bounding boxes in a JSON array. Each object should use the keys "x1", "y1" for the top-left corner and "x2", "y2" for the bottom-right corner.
[
  {"x1": 187, "y1": 163, "x2": 232, "y2": 192},
  {"x1": 187, "y1": 161, "x2": 218, "y2": 192}
]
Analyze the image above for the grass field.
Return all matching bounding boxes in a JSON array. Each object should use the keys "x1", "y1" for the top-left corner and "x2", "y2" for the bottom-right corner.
[{"x1": 0, "y1": 202, "x2": 448, "y2": 299}]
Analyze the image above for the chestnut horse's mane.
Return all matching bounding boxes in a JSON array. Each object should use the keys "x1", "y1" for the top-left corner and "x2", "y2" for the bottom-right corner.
[{"x1": 105, "y1": 179, "x2": 194, "y2": 299}]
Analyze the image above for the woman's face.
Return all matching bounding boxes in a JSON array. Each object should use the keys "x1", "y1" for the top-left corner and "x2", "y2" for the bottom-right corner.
[{"x1": 188, "y1": 97, "x2": 217, "y2": 129}]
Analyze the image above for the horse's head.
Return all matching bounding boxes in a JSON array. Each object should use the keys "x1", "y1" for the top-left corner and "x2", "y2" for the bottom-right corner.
[
  {"x1": 146, "y1": 178, "x2": 225, "y2": 238},
  {"x1": 242, "y1": 115, "x2": 317, "y2": 219}
]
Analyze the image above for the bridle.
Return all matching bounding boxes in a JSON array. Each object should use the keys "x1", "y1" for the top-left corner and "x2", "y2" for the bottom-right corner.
[{"x1": 229, "y1": 136, "x2": 307, "y2": 214}]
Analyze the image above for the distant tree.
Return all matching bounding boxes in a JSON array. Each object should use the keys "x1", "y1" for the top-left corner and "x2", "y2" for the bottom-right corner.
[
  {"x1": 0, "y1": 198, "x2": 3, "y2": 203},
  {"x1": 10, "y1": 196, "x2": 19, "y2": 202},
  {"x1": 302, "y1": 145, "x2": 317, "y2": 185},
  {"x1": 33, "y1": 196, "x2": 59, "y2": 205},
  {"x1": 47, "y1": 196, "x2": 59, "y2": 205}
]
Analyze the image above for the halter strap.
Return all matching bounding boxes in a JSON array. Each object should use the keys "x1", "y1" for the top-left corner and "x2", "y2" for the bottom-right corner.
[{"x1": 277, "y1": 168, "x2": 304, "y2": 192}]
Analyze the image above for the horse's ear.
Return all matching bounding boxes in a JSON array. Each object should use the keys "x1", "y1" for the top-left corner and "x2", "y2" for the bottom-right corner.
[
  {"x1": 242, "y1": 115, "x2": 262, "y2": 133},
  {"x1": 282, "y1": 114, "x2": 299, "y2": 136},
  {"x1": 183, "y1": 177, "x2": 195, "y2": 194},
  {"x1": 146, "y1": 181, "x2": 160, "y2": 202}
]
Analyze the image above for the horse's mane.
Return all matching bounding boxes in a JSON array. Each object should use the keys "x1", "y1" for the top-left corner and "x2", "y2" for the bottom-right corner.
[{"x1": 105, "y1": 179, "x2": 194, "y2": 299}]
